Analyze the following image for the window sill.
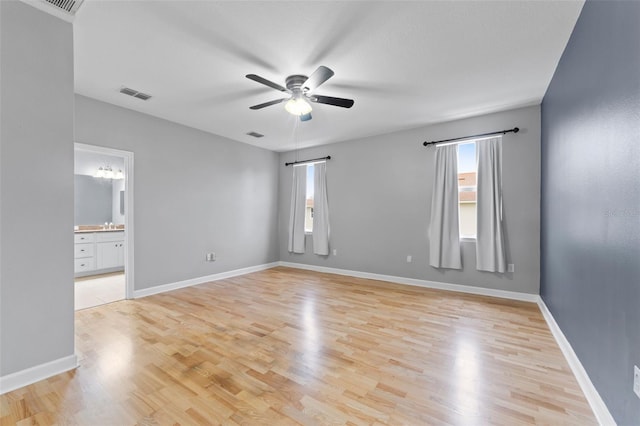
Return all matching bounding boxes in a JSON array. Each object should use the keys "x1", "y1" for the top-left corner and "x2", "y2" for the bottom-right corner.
[{"x1": 460, "y1": 237, "x2": 476, "y2": 243}]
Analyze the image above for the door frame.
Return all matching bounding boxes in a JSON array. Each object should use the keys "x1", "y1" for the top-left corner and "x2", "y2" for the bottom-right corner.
[{"x1": 74, "y1": 142, "x2": 135, "y2": 299}]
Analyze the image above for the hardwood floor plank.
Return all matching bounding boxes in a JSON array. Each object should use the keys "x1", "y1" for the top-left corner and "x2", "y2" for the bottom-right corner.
[{"x1": 0, "y1": 267, "x2": 597, "y2": 425}]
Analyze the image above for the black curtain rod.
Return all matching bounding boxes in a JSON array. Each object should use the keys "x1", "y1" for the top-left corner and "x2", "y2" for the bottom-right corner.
[
  {"x1": 423, "y1": 127, "x2": 519, "y2": 147},
  {"x1": 285, "y1": 155, "x2": 331, "y2": 167}
]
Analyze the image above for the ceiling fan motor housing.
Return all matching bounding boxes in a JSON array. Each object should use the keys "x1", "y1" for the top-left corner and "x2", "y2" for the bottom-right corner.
[{"x1": 286, "y1": 75, "x2": 309, "y2": 93}]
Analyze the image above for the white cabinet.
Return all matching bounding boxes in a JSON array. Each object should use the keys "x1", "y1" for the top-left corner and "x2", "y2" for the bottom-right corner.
[
  {"x1": 74, "y1": 233, "x2": 96, "y2": 274},
  {"x1": 75, "y1": 231, "x2": 124, "y2": 276},
  {"x1": 74, "y1": 257, "x2": 95, "y2": 273},
  {"x1": 96, "y1": 231, "x2": 125, "y2": 270},
  {"x1": 96, "y1": 242, "x2": 124, "y2": 269},
  {"x1": 74, "y1": 243, "x2": 94, "y2": 259}
]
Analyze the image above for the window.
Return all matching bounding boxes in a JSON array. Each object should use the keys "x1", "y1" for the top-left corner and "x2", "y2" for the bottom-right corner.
[
  {"x1": 304, "y1": 164, "x2": 314, "y2": 232},
  {"x1": 457, "y1": 142, "x2": 477, "y2": 238}
]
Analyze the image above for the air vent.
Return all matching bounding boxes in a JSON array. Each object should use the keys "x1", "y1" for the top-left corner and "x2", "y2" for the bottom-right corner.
[
  {"x1": 44, "y1": 0, "x2": 80, "y2": 12},
  {"x1": 29, "y1": 0, "x2": 85, "y2": 19},
  {"x1": 119, "y1": 87, "x2": 152, "y2": 101},
  {"x1": 246, "y1": 132, "x2": 264, "y2": 138}
]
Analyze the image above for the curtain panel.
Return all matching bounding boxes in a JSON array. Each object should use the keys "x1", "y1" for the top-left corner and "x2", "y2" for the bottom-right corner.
[
  {"x1": 287, "y1": 166, "x2": 306, "y2": 253},
  {"x1": 429, "y1": 145, "x2": 462, "y2": 269},
  {"x1": 476, "y1": 137, "x2": 506, "y2": 272},
  {"x1": 312, "y1": 162, "x2": 330, "y2": 255}
]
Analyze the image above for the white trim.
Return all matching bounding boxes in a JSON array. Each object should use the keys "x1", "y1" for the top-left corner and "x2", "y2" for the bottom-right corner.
[
  {"x1": 133, "y1": 262, "x2": 280, "y2": 299},
  {"x1": 19, "y1": 0, "x2": 75, "y2": 23},
  {"x1": 278, "y1": 262, "x2": 538, "y2": 303},
  {"x1": 0, "y1": 355, "x2": 78, "y2": 395},
  {"x1": 74, "y1": 143, "x2": 135, "y2": 300},
  {"x1": 537, "y1": 298, "x2": 616, "y2": 426}
]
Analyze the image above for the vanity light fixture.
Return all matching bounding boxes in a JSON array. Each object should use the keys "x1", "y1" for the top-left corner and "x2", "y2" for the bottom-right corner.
[{"x1": 94, "y1": 166, "x2": 124, "y2": 180}]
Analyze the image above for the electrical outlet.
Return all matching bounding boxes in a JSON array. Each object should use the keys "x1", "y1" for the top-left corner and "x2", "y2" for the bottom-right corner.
[
  {"x1": 406, "y1": 255, "x2": 412, "y2": 263},
  {"x1": 206, "y1": 252, "x2": 216, "y2": 262},
  {"x1": 332, "y1": 249, "x2": 337, "y2": 256},
  {"x1": 634, "y1": 365, "x2": 640, "y2": 399},
  {"x1": 507, "y1": 263, "x2": 515, "y2": 273}
]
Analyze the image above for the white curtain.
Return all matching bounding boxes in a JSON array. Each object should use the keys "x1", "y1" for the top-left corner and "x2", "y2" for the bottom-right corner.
[
  {"x1": 312, "y1": 162, "x2": 330, "y2": 255},
  {"x1": 476, "y1": 137, "x2": 506, "y2": 272},
  {"x1": 429, "y1": 145, "x2": 462, "y2": 269},
  {"x1": 288, "y1": 165, "x2": 306, "y2": 253}
]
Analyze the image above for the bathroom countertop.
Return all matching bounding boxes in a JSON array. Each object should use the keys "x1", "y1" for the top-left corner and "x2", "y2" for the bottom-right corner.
[{"x1": 74, "y1": 227, "x2": 125, "y2": 234}]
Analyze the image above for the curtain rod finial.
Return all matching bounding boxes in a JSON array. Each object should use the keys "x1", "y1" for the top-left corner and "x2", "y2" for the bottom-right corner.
[{"x1": 513, "y1": 127, "x2": 519, "y2": 133}]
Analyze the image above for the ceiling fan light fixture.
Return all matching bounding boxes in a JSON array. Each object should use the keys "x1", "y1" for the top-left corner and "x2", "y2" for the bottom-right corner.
[{"x1": 284, "y1": 98, "x2": 312, "y2": 116}]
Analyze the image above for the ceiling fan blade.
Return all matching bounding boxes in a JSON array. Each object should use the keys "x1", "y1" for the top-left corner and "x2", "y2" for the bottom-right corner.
[
  {"x1": 302, "y1": 66, "x2": 334, "y2": 92},
  {"x1": 249, "y1": 98, "x2": 288, "y2": 110},
  {"x1": 246, "y1": 74, "x2": 289, "y2": 92},
  {"x1": 310, "y1": 95, "x2": 354, "y2": 108},
  {"x1": 300, "y1": 113, "x2": 312, "y2": 122}
]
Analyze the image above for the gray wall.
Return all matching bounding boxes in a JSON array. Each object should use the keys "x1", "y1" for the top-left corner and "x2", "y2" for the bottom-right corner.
[
  {"x1": 74, "y1": 95, "x2": 280, "y2": 291},
  {"x1": 279, "y1": 105, "x2": 541, "y2": 294},
  {"x1": 540, "y1": 1, "x2": 640, "y2": 424},
  {"x1": 0, "y1": 1, "x2": 75, "y2": 376},
  {"x1": 74, "y1": 175, "x2": 113, "y2": 225}
]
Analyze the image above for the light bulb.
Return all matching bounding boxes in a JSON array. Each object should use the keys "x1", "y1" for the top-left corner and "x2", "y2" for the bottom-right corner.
[
  {"x1": 285, "y1": 98, "x2": 312, "y2": 116},
  {"x1": 115, "y1": 170, "x2": 124, "y2": 180},
  {"x1": 94, "y1": 167, "x2": 105, "y2": 178}
]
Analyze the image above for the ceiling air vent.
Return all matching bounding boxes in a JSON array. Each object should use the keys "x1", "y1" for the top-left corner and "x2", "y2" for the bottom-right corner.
[
  {"x1": 44, "y1": 0, "x2": 82, "y2": 13},
  {"x1": 246, "y1": 132, "x2": 264, "y2": 138},
  {"x1": 37, "y1": 0, "x2": 85, "y2": 15},
  {"x1": 119, "y1": 87, "x2": 152, "y2": 101},
  {"x1": 26, "y1": 0, "x2": 85, "y2": 20}
]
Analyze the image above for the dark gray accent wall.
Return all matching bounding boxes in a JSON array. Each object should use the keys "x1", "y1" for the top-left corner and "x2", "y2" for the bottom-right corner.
[
  {"x1": 541, "y1": 1, "x2": 640, "y2": 424},
  {"x1": 74, "y1": 175, "x2": 113, "y2": 225}
]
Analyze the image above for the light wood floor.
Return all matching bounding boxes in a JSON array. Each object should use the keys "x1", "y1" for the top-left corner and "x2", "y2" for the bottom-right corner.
[{"x1": 1, "y1": 267, "x2": 596, "y2": 425}]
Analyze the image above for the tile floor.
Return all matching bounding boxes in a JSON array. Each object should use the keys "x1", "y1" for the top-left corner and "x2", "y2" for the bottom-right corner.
[{"x1": 74, "y1": 272, "x2": 125, "y2": 310}]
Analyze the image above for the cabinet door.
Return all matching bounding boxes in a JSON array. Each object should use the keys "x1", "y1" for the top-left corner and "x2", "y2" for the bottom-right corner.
[
  {"x1": 116, "y1": 243, "x2": 125, "y2": 267},
  {"x1": 97, "y1": 242, "x2": 119, "y2": 269}
]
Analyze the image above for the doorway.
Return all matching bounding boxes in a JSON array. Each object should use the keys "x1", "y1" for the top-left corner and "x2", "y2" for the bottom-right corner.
[{"x1": 74, "y1": 143, "x2": 134, "y2": 309}]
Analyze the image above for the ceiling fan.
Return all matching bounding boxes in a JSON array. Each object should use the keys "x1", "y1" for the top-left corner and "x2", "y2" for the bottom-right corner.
[{"x1": 246, "y1": 66, "x2": 354, "y2": 122}]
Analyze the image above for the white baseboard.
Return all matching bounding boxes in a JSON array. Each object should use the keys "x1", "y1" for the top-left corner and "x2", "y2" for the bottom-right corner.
[
  {"x1": 537, "y1": 298, "x2": 616, "y2": 426},
  {"x1": 132, "y1": 262, "x2": 280, "y2": 299},
  {"x1": 0, "y1": 354, "x2": 78, "y2": 395},
  {"x1": 278, "y1": 261, "x2": 539, "y2": 303}
]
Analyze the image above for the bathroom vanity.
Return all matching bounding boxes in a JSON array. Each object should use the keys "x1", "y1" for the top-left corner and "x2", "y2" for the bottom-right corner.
[{"x1": 74, "y1": 228, "x2": 124, "y2": 277}]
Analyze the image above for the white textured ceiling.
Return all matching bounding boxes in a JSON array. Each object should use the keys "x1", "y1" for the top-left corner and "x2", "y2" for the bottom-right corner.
[{"x1": 73, "y1": 1, "x2": 583, "y2": 152}]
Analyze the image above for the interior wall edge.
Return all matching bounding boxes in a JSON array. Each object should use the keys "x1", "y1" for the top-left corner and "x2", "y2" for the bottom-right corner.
[{"x1": 537, "y1": 297, "x2": 616, "y2": 426}]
